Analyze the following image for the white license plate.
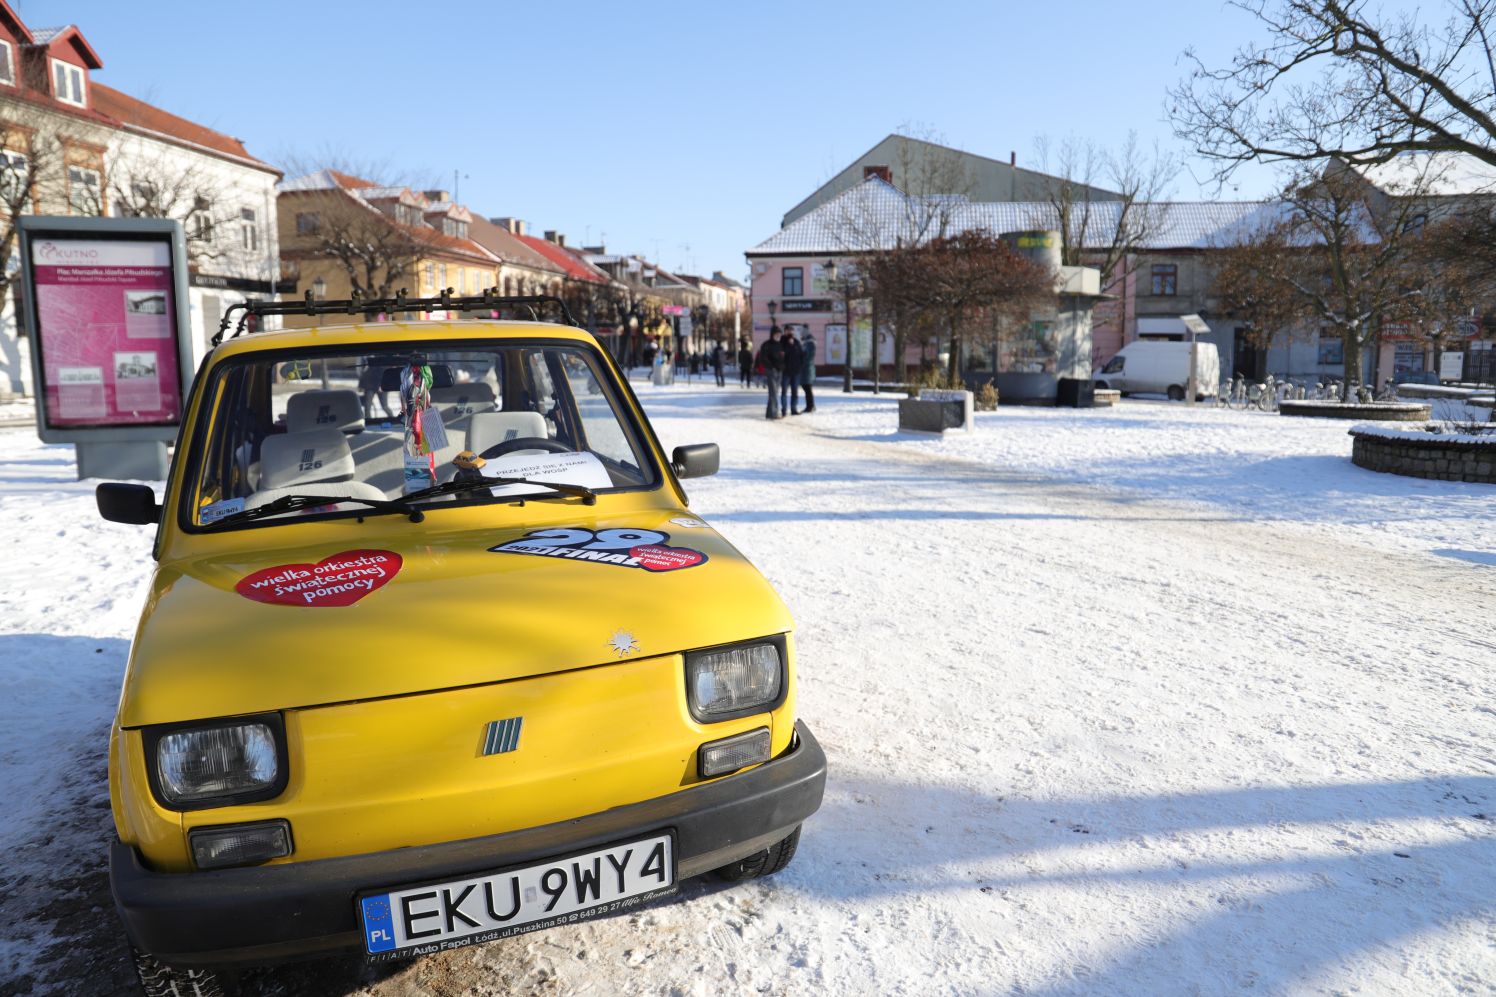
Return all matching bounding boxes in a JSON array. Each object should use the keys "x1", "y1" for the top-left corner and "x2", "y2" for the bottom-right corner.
[{"x1": 358, "y1": 832, "x2": 675, "y2": 961}]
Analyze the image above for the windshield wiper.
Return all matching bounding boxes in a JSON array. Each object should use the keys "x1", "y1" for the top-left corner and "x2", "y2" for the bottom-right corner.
[
  {"x1": 402, "y1": 474, "x2": 597, "y2": 506},
  {"x1": 202, "y1": 493, "x2": 425, "y2": 529}
]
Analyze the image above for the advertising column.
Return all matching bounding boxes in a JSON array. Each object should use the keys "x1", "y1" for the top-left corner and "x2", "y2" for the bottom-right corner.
[{"x1": 21, "y1": 217, "x2": 193, "y2": 481}]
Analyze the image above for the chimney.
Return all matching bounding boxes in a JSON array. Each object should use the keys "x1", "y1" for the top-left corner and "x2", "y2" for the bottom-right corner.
[
  {"x1": 543, "y1": 230, "x2": 566, "y2": 246},
  {"x1": 863, "y1": 165, "x2": 892, "y2": 183},
  {"x1": 423, "y1": 189, "x2": 451, "y2": 203},
  {"x1": 1010, "y1": 151, "x2": 1016, "y2": 166},
  {"x1": 491, "y1": 217, "x2": 526, "y2": 236}
]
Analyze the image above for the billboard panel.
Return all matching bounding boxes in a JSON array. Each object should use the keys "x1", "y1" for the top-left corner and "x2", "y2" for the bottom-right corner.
[{"x1": 20, "y1": 218, "x2": 193, "y2": 444}]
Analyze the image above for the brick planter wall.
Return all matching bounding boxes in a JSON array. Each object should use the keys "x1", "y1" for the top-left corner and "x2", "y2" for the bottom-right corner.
[
  {"x1": 1279, "y1": 401, "x2": 1431, "y2": 420},
  {"x1": 1350, "y1": 431, "x2": 1496, "y2": 483}
]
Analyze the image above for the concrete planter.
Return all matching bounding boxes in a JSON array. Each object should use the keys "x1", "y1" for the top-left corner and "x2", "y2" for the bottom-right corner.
[
  {"x1": 900, "y1": 390, "x2": 974, "y2": 434},
  {"x1": 1349, "y1": 424, "x2": 1496, "y2": 484},
  {"x1": 1279, "y1": 400, "x2": 1430, "y2": 421}
]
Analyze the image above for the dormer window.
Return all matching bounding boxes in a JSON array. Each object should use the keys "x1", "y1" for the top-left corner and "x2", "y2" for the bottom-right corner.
[
  {"x1": 0, "y1": 41, "x2": 16, "y2": 87},
  {"x1": 442, "y1": 218, "x2": 467, "y2": 239},
  {"x1": 395, "y1": 203, "x2": 421, "y2": 226},
  {"x1": 51, "y1": 59, "x2": 86, "y2": 107}
]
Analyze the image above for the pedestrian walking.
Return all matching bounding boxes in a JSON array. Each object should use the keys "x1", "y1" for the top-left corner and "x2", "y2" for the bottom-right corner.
[
  {"x1": 799, "y1": 332, "x2": 817, "y2": 413},
  {"x1": 756, "y1": 327, "x2": 785, "y2": 419},
  {"x1": 712, "y1": 341, "x2": 726, "y2": 387},
  {"x1": 781, "y1": 329, "x2": 804, "y2": 415},
  {"x1": 738, "y1": 339, "x2": 753, "y2": 388}
]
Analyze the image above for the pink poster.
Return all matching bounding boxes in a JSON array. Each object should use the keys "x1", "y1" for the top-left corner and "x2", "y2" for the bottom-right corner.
[{"x1": 32, "y1": 237, "x2": 181, "y2": 428}]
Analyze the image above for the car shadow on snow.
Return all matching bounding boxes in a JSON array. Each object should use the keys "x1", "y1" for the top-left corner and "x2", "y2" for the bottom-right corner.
[{"x1": 799, "y1": 771, "x2": 1494, "y2": 993}]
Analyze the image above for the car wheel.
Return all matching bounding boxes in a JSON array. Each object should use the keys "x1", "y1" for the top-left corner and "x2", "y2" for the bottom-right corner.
[
  {"x1": 131, "y1": 947, "x2": 228, "y2": 997},
  {"x1": 711, "y1": 826, "x2": 801, "y2": 882},
  {"x1": 1167, "y1": 385, "x2": 1185, "y2": 401}
]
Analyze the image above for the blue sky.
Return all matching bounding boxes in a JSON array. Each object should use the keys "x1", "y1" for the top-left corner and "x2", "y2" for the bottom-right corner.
[{"x1": 32, "y1": 0, "x2": 1304, "y2": 279}]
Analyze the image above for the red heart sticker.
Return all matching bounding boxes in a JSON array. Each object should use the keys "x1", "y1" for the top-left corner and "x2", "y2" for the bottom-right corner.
[
  {"x1": 629, "y1": 544, "x2": 705, "y2": 572},
  {"x1": 235, "y1": 549, "x2": 402, "y2": 607}
]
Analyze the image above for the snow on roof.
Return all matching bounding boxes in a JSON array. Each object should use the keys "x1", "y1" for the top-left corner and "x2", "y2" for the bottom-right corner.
[
  {"x1": 748, "y1": 178, "x2": 1293, "y2": 255},
  {"x1": 1351, "y1": 151, "x2": 1496, "y2": 196},
  {"x1": 30, "y1": 25, "x2": 63, "y2": 43}
]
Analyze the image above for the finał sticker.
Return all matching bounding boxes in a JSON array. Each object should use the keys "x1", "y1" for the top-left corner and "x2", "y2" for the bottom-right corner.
[{"x1": 488, "y1": 528, "x2": 707, "y2": 572}]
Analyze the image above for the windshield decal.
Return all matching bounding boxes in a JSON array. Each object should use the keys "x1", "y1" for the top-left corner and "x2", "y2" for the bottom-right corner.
[
  {"x1": 488, "y1": 528, "x2": 707, "y2": 573},
  {"x1": 235, "y1": 549, "x2": 403, "y2": 607}
]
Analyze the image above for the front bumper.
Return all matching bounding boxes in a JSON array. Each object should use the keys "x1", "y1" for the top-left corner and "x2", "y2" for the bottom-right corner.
[{"x1": 112, "y1": 721, "x2": 826, "y2": 968}]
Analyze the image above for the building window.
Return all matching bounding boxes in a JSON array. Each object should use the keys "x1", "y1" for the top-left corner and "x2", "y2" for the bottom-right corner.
[
  {"x1": 425, "y1": 263, "x2": 435, "y2": 289},
  {"x1": 66, "y1": 165, "x2": 101, "y2": 215},
  {"x1": 51, "y1": 59, "x2": 85, "y2": 107},
  {"x1": 438, "y1": 263, "x2": 447, "y2": 289},
  {"x1": 295, "y1": 212, "x2": 320, "y2": 235},
  {"x1": 782, "y1": 266, "x2": 803, "y2": 297},
  {"x1": 188, "y1": 195, "x2": 213, "y2": 242},
  {"x1": 1317, "y1": 334, "x2": 1344, "y2": 365},
  {"x1": 1150, "y1": 264, "x2": 1177, "y2": 296},
  {"x1": 240, "y1": 207, "x2": 258, "y2": 251},
  {"x1": 0, "y1": 40, "x2": 15, "y2": 86},
  {"x1": 0, "y1": 150, "x2": 28, "y2": 204},
  {"x1": 396, "y1": 203, "x2": 421, "y2": 226}
]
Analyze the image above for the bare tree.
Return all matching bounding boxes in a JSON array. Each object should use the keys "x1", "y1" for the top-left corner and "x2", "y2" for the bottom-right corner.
[
  {"x1": 104, "y1": 141, "x2": 239, "y2": 266},
  {"x1": 0, "y1": 112, "x2": 61, "y2": 308},
  {"x1": 1213, "y1": 164, "x2": 1436, "y2": 397},
  {"x1": 1171, "y1": 1, "x2": 1496, "y2": 181},
  {"x1": 872, "y1": 230, "x2": 1053, "y2": 384},
  {"x1": 1030, "y1": 132, "x2": 1179, "y2": 290},
  {"x1": 827, "y1": 127, "x2": 980, "y2": 383},
  {"x1": 282, "y1": 185, "x2": 433, "y2": 301},
  {"x1": 1209, "y1": 222, "x2": 1312, "y2": 359}
]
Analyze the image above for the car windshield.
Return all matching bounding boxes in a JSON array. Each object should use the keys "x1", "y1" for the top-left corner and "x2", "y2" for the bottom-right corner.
[{"x1": 185, "y1": 340, "x2": 657, "y2": 529}]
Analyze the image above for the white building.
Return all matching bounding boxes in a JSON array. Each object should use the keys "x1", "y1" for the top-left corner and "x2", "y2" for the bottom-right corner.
[{"x1": 0, "y1": 4, "x2": 282, "y2": 397}]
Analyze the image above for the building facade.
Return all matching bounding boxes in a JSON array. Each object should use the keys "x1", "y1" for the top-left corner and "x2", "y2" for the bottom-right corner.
[{"x1": 0, "y1": 3, "x2": 282, "y2": 395}]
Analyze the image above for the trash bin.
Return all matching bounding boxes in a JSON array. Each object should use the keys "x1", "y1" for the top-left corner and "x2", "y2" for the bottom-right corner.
[{"x1": 1057, "y1": 377, "x2": 1095, "y2": 408}]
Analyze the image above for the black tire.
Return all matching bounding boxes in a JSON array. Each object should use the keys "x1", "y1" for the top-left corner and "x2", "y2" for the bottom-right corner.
[
  {"x1": 132, "y1": 948, "x2": 227, "y2": 997},
  {"x1": 1166, "y1": 384, "x2": 1185, "y2": 401},
  {"x1": 711, "y1": 826, "x2": 801, "y2": 882}
]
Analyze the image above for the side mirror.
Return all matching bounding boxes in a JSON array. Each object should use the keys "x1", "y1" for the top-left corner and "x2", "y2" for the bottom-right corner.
[
  {"x1": 671, "y1": 443, "x2": 719, "y2": 479},
  {"x1": 97, "y1": 483, "x2": 161, "y2": 525}
]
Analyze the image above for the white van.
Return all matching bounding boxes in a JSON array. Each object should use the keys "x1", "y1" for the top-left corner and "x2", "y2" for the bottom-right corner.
[{"x1": 1094, "y1": 340, "x2": 1220, "y2": 400}]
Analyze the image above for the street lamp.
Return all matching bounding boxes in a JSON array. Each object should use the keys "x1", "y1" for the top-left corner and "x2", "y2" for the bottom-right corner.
[
  {"x1": 826, "y1": 259, "x2": 857, "y2": 393},
  {"x1": 767, "y1": 299, "x2": 778, "y2": 334}
]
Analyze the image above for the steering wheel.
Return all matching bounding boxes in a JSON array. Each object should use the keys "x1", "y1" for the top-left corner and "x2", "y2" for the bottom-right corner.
[{"x1": 479, "y1": 437, "x2": 573, "y2": 459}]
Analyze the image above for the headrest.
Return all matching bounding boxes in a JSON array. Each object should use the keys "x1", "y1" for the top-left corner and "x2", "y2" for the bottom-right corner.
[
  {"x1": 430, "y1": 383, "x2": 497, "y2": 420},
  {"x1": 286, "y1": 389, "x2": 365, "y2": 435},
  {"x1": 259, "y1": 430, "x2": 356, "y2": 490},
  {"x1": 467, "y1": 411, "x2": 548, "y2": 454}
]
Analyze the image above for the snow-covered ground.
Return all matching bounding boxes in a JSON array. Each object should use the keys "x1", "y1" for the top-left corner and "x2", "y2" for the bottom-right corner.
[{"x1": 1, "y1": 384, "x2": 1492, "y2": 995}]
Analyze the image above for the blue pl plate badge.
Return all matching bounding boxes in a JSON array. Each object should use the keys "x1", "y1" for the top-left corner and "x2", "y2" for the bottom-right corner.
[{"x1": 361, "y1": 895, "x2": 396, "y2": 953}]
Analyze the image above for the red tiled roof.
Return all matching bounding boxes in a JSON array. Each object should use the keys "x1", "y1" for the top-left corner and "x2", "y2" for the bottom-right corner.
[
  {"x1": 516, "y1": 234, "x2": 609, "y2": 283},
  {"x1": 91, "y1": 83, "x2": 276, "y2": 173}
]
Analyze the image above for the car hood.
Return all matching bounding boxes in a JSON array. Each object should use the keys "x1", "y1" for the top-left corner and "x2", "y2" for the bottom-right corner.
[{"x1": 119, "y1": 511, "x2": 791, "y2": 727}]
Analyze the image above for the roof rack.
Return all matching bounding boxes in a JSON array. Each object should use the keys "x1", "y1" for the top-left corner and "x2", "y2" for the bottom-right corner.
[{"x1": 211, "y1": 288, "x2": 578, "y2": 346}]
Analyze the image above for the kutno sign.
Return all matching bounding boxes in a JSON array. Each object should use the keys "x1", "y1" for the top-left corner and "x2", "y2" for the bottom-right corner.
[{"x1": 236, "y1": 550, "x2": 402, "y2": 607}]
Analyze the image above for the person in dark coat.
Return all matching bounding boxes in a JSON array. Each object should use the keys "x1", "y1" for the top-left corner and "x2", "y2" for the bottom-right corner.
[
  {"x1": 712, "y1": 341, "x2": 726, "y2": 387},
  {"x1": 799, "y1": 333, "x2": 817, "y2": 413},
  {"x1": 738, "y1": 339, "x2": 753, "y2": 387},
  {"x1": 756, "y1": 328, "x2": 785, "y2": 419},
  {"x1": 781, "y1": 330, "x2": 804, "y2": 415}
]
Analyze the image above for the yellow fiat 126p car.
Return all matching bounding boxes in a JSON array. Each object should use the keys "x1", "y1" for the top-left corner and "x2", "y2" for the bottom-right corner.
[{"x1": 96, "y1": 293, "x2": 825, "y2": 992}]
